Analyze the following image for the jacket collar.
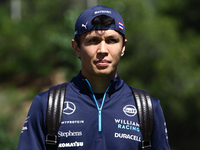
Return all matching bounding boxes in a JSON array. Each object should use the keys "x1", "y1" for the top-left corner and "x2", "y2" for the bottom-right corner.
[{"x1": 71, "y1": 71, "x2": 124, "y2": 94}]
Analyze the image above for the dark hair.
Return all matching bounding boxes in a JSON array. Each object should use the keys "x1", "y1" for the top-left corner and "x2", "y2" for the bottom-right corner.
[
  {"x1": 74, "y1": 15, "x2": 125, "y2": 48},
  {"x1": 92, "y1": 15, "x2": 115, "y2": 25}
]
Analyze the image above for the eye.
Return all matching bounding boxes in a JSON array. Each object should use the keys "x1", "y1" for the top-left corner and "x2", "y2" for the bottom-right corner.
[
  {"x1": 89, "y1": 39, "x2": 98, "y2": 43},
  {"x1": 107, "y1": 38, "x2": 118, "y2": 43}
]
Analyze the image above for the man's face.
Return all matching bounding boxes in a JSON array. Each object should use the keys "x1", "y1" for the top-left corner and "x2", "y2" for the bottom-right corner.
[{"x1": 72, "y1": 30, "x2": 127, "y2": 79}]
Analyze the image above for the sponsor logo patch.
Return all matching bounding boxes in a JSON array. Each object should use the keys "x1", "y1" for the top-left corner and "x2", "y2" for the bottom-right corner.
[
  {"x1": 61, "y1": 120, "x2": 84, "y2": 125},
  {"x1": 63, "y1": 101, "x2": 76, "y2": 115},
  {"x1": 115, "y1": 132, "x2": 141, "y2": 142},
  {"x1": 114, "y1": 119, "x2": 140, "y2": 132},
  {"x1": 82, "y1": 22, "x2": 88, "y2": 29},
  {"x1": 94, "y1": 10, "x2": 111, "y2": 14},
  {"x1": 123, "y1": 105, "x2": 137, "y2": 117},
  {"x1": 58, "y1": 130, "x2": 82, "y2": 138},
  {"x1": 58, "y1": 141, "x2": 84, "y2": 148}
]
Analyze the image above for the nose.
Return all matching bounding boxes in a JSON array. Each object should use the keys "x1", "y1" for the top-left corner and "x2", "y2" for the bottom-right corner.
[{"x1": 97, "y1": 41, "x2": 108, "y2": 54}]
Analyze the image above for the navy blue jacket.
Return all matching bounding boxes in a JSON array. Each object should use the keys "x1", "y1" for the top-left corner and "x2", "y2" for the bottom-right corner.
[{"x1": 17, "y1": 72, "x2": 170, "y2": 150}]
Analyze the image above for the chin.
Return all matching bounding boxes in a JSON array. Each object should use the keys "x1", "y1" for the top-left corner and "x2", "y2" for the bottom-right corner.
[{"x1": 94, "y1": 69, "x2": 116, "y2": 77}]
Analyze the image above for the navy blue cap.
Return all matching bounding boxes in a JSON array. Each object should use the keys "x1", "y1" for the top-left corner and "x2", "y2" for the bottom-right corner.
[{"x1": 74, "y1": 5, "x2": 125, "y2": 38}]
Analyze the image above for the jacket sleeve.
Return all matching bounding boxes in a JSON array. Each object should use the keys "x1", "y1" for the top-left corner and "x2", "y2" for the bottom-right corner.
[
  {"x1": 17, "y1": 92, "x2": 48, "y2": 150},
  {"x1": 151, "y1": 98, "x2": 171, "y2": 150}
]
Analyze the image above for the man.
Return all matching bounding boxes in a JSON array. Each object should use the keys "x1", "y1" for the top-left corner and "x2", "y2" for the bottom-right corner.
[{"x1": 17, "y1": 5, "x2": 170, "y2": 150}]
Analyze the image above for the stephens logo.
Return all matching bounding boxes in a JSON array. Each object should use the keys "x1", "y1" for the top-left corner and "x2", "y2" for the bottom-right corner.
[
  {"x1": 58, "y1": 130, "x2": 82, "y2": 138},
  {"x1": 123, "y1": 105, "x2": 137, "y2": 117},
  {"x1": 63, "y1": 101, "x2": 76, "y2": 115}
]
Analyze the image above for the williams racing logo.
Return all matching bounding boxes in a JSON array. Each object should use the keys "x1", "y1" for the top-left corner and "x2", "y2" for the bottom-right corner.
[{"x1": 123, "y1": 105, "x2": 137, "y2": 117}]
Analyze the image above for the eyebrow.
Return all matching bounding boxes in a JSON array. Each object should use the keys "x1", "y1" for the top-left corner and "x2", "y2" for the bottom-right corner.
[
  {"x1": 86, "y1": 34, "x2": 119, "y2": 39},
  {"x1": 86, "y1": 36, "x2": 99, "y2": 39},
  {"x1": 106, "y1": 35, "x2": 119, "y2": 39}
]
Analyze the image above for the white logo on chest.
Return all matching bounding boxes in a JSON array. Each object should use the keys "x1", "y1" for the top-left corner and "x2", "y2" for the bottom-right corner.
[
  {"x1": 63, "y1": 101, "x2": 76, "y2": 115},
  {"x1": 123, "y1": 105, "x2": 137, "y2": 117}
]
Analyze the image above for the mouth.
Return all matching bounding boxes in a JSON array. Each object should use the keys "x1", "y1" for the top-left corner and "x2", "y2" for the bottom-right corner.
[{"x1": 94, "y1": 59, "x2": 111, "y2": 67}]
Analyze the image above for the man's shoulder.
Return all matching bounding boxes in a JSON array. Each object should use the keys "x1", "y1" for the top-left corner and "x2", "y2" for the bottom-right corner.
[
  {"x1": 36, "y1": 82, "x2": 69, "y2": 99},
  {"x1": 35, "y1": 90, "x2": 49, "y2": 100},
  {"x1": 151, "y1": 97, "x2": 160, "y2": 104},
  {"x1": 125, "y1": 84, "x2": 160, "y2": 105}
]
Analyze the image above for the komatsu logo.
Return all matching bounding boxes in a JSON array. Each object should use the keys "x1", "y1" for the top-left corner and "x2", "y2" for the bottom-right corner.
[
  {"x1": 58, "y1": 141, "x2": 83, "y2": 148},
  {"x1": 123, "y1": 105, "x2": 137, "y2": 117}
]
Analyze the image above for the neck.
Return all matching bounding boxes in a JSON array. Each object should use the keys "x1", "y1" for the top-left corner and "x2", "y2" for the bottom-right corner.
[
  {"x1": 82, "y1": 72, "x2": 117, "y2": 93},
  {"x1": 88, "y1": 77, "x2": 111, "y2": 93}
]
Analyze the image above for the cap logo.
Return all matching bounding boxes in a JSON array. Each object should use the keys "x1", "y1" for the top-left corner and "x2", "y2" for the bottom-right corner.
[
  {"x1": 82, "y1": 23, "x2": 88, "y2": 29},
  {"x1": 94, "y1": 10, "x2": 111, "y2": 14},
  {"x1": 119, "y1": 22, "x2": 124, "y2": 30}
]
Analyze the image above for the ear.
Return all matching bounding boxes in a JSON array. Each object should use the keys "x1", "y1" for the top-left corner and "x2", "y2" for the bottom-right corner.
[
  {"x1": 72, "y1": 39, "x2": 81, "y2": 57},
  {"x1": 121, "y1": 39, "x2": 127, "y2": 57}
]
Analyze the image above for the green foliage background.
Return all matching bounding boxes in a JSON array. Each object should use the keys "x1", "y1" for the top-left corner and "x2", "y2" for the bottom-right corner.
[{"x1": 0, "y1": 0, "x2": 200, "y2": 149}]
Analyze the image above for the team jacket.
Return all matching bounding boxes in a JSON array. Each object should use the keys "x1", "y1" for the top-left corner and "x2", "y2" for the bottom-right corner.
[{"x1": 17, "y1": 72, "x2": 170, "y2": 150}]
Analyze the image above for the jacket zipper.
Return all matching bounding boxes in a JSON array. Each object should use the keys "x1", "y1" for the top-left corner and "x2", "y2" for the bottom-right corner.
[
  {"x1": 98, "y1": 108, "x2": 102, "y2": 131},
  {"x1": 85, "y1": 79, "x2": 112, "y2": 132}
]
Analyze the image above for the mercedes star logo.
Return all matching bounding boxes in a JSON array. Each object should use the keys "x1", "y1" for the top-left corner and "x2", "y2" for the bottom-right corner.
[{"x1": 63, "y1": 101, "x2": 76, "y2": 115}]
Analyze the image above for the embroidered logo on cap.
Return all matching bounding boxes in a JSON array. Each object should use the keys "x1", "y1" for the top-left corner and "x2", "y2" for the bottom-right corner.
[
  {"x1": 82, "y1": 23, "x2": 88, "y2": 29},
  {"x1": 94, "y1": 10, "x2": 111, "y2": 14}
]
